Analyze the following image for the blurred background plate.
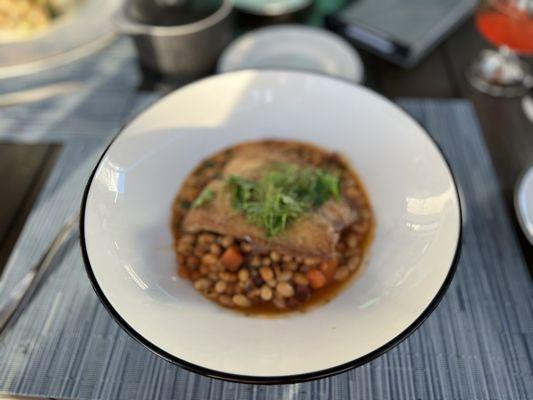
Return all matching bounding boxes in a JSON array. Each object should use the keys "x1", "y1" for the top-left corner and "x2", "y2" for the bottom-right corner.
[
  {"x1": 217, "y1": 24, "x2": 364, "y2": 83},
  {"x1": 0, "y1": 0, "x2": 121, "y2": 80},
  {"x1": 515, "y1": 166, "x2": 533, "y2": 245},
  {"x1": 232, "y1": 0, "x2": 312, "y2": 16}
]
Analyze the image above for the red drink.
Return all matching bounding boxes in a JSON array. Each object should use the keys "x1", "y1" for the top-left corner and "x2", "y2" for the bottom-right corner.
[{"x1": 475, "y1": 1, "x2": 533, "y2": 55}]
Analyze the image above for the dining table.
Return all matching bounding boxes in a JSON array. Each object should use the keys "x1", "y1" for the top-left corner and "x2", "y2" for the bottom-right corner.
[{"x1": 0, "y1": 3, "x2": 532, "y2": 399}]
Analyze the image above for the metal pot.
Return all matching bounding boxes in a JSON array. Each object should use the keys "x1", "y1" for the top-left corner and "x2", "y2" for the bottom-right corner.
[{"x1": 115, "y1": 0, "x2": 234, "y2": 78}]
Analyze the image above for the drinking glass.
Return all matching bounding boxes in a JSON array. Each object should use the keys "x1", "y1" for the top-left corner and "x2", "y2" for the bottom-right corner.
[{"x1": 467, "y1": 0, "x2": 533, "y2": 97}]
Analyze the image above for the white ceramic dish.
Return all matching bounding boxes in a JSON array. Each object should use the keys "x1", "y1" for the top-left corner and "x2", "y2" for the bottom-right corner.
[
  {"x1": 0, "y1": 0, "x2": 120, "y2": 80},
  {"x1": 232, "y1": 0, "x2": 311, "y2": 16},
  {"x1": 217, "y1": 25, "x2": 364, "y2": 83},
  {"x1": 81, "y1": 70, "x2": 461, "y2": 383}
]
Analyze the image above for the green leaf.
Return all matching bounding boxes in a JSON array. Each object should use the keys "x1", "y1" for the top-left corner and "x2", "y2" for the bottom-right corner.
[
  {"x1": 191, "y1": 188, "x2": 215, "y2": 208},
  {"x1": 225, "y1": 163, "x2": 340, "y2": 237}
]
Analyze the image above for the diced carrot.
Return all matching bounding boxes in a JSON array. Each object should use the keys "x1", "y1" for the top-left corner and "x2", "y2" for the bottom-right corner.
[
  {"x1": 307, "y1": 269, "x2": 327, "y2": 289},
  {"x1": 221, "y1": 245, "x2": 244, "y2": 271},
  {"x1": 178, "y1": 264, "x2": 190, "y2": 280},
  {"x1": 320, "y1": 260, "x2": 338, "y2": 281}
]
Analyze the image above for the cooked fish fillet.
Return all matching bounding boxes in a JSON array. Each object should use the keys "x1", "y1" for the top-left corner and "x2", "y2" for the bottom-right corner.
[{"x1": 182, "y1": 143, "x2": 357, "y2": 259}]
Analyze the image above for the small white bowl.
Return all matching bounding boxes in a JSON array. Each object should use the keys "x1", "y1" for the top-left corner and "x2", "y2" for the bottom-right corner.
[{"x1": 81, "y1": 70, "x2": 461, "y2": 383}]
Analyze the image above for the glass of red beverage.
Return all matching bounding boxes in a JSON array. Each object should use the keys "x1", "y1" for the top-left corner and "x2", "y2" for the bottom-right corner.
[{"x1": 467, "y1": 0, "x2": 533, "y2": 97}]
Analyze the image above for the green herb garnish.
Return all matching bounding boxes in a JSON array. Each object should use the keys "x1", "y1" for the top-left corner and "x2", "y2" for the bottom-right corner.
[
  {"x1": 226, "y1": 163, "x2": 340, "y2": 237},
  {"x1": 191, "y1": 188, "x2": 215, "y2": 208}
]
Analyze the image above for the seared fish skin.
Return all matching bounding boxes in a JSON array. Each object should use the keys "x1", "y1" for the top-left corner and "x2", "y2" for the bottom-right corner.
[{"x1": 182, "y1": 142, "x2": 357, "y2": 259}]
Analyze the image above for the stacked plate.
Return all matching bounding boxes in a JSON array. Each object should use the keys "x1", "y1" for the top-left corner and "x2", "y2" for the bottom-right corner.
[
  {"x1": 218, "y1": 25, "x2": 365, "y2": 83},
  {"x1": 233, "y1": 0, "x2": 312, "y2": 16}
]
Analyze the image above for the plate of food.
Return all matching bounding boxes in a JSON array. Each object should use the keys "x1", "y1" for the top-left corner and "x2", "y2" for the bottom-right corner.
[
  {"x1": 81, "y1": 70, "x2": 461, "y2": 383},
  {"x1": 0, "y1": 0, "x2": 120, "y2": 79}
]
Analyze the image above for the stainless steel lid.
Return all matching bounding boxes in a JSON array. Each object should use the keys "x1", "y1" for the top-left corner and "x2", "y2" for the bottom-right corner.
[{"x1": 114, "y1": 0, "x2": 232, "y2": 36}]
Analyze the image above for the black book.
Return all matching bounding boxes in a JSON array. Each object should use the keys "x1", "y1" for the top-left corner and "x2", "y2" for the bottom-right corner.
[{"x1": 326, "y1": 0, "x2": 477, "y2": 68}]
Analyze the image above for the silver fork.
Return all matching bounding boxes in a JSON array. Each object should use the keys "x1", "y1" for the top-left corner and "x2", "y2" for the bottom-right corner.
[{"x1": 0, "y1": 213, "x2": 80, "y2": 337}]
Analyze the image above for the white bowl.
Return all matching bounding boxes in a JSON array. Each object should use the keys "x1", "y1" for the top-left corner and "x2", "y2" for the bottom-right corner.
[{"x1": 81, "y1": 70, "x2": 461, "y2": 383}]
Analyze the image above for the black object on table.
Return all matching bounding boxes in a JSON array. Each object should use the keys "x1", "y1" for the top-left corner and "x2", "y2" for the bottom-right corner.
[{"x1": 325, "y1": 0, "x2": 476, "y2": 68}]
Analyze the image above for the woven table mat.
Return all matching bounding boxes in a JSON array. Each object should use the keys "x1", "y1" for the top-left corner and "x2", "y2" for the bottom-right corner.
[{"x1": 0, "y1": 98, "x2": 531, "y2": 399}]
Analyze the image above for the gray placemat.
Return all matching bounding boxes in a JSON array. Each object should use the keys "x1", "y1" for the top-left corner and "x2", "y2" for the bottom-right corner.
[
  {"x1": 0, "y1": 99, "x2": 531, "y2": 400},
  {"x1": 0, "y1": 38, "x2": 161, "y2": 143}
]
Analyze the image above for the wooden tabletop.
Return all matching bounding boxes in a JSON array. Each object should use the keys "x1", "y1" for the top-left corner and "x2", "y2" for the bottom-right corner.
[{"x1": 0, "y1": 17, "x2": 531, "y2": 278}]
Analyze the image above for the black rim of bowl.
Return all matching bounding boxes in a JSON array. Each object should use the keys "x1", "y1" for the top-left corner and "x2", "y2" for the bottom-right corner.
[{"x1": 79, "y1": 69, "x2": 463, "y2": 385}]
